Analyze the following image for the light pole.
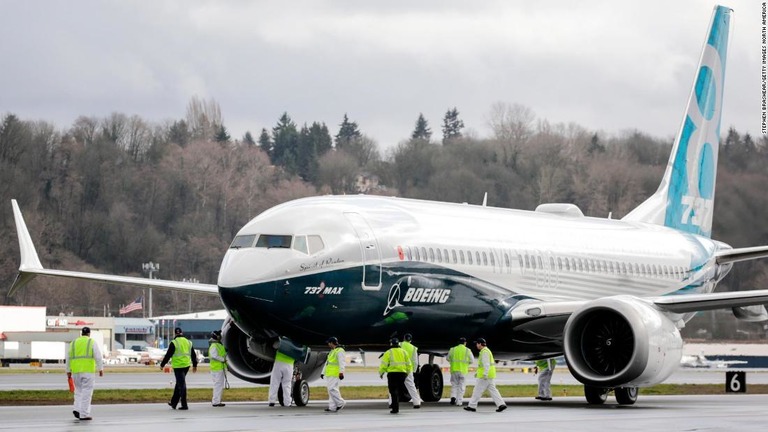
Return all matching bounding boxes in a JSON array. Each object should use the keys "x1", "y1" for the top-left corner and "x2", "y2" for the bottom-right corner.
[
  {"x1": 182, "y1": 278, "x2": 199, "y2": 313},
  {"x1": 142, "y1": 261, "x2": 159, "y2": 318}
]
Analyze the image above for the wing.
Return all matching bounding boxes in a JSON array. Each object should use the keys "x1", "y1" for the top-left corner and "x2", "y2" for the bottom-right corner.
[{"x1": 9, "y1": 199, "x2": 219, "y2": 297}]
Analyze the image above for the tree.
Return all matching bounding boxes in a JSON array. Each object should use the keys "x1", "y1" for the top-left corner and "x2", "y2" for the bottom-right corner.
[
  {"x1": 441, "y1": 107, "x2": 464, "y2": 144},
  {"x1": 0, "y1": 113, "x2": 29, "y2": 163},
  {"x1": 587, "y1": 133, "x2": 605, "y2": 155},
  {"x1": 258, "y1": 128, "x2": 272, "y2": 156},
  {"x1": 168, "y1": 120, "x2": 190, "y2": 147},
  {"x1": 271, "y1": 113, "x2": 299, "y2": 173},
  {"x1": 335, "y1": 114, "x2": 361, "y2": 150},
  {"x1": 214, "y1": 124, "x2": 231, "y2": 143},
  {"x1": 185, "y1": 96, "x2": 222, "y2": 140},
  {"x1": 243, "y1": 131, "x2": 256, "y2": 147},
  {"x1": 411, "y1": 113, "x2": 432, "y2": 141}
]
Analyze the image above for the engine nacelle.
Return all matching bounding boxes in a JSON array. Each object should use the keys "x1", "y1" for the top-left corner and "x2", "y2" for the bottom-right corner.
[
  {"x1": 563, "y1": 296, "x2": 682, "y2": 388},
  {"x1": 220, "y1": 317, "x2": 325, "y2": 384}
]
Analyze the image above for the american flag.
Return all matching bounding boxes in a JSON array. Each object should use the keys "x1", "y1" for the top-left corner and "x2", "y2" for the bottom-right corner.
[{"x1": 119, "y1": 296, "x2": 143, "y2": 315}]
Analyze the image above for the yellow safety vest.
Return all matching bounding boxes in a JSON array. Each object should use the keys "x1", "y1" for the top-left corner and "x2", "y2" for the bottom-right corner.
[
  {"x1": 69, "y1": 336, "x2": 96, "y2": 374},
  {"x1": 379, "y1": 347, "x2": 410, "y2": 374},
  {"x1": 535, "y1": 358, "x2": 556, "y2": 371},
  {"x1": 209, "y1": 342, "x2": 227, "y2": 372},
  {"x1": 448, "y1": 344, "x2": 472, "y2": 374},
  {"x1": 400, "y1": 341, "x2": 417, "y2": 373},
  {"x1": 475, "y1": 347, "x2": 496, "y2": 379},
  {"x1": 325, "y1": 347, "x2": 345, "y2": 377},
  {"x1": 171, "y1": 337, "x2": 192, "y2": 368},
  {"x1": 275, "y1": 351, "x2": 295, "y2": 365}
]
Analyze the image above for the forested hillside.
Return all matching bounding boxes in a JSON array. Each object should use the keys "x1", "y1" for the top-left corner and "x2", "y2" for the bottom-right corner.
[{"x1": 1, "y1": 98, "x2": 766, "y2": 331}]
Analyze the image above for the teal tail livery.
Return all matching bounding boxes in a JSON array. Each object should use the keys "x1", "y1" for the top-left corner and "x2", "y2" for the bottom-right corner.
[
  {"x1": 624, "y1": 6, "x2": 730, "y2": 237},
  {"x1": 10, "y1": 5, "x2": 768, "y2": 407}
]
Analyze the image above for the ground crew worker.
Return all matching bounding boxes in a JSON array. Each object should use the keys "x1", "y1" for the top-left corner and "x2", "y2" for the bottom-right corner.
[
  {"x1": 447, "y1": 337, "x2": 474, "y2": 406},
  {"x1": 268, "y1": 344, "x2": 295, "y2": 407},
  {"x1": 398, "y1": 333, "x2": 422, "y2": 408},
  {"x1": 379, "y1": 337, "x2": 411, "y2": 414},
  {"x1": 321, "y1": 336, "x2": 346, "y2": 412},
  {"x1": 208, "y1": 331, "x2": 227, "y2": 407},
  {"x1": 66, "y1": 326, "x2": 103, "y2": 421},
  {"x1": 535, "y1": 357, "x2": 557, "y2": 401},
  {"x1": 464, "y1": 338, "x2": 507, "y2": 413},
  {"x1": 160, "y1": 327, "x2": 198, "y2": 410}
]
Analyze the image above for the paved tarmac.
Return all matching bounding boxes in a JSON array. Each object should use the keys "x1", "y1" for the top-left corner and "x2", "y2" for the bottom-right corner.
[
  {"x1": 1, "y1": 395, "x2": 767, "y2": 432},
  {"x1": 1, "y1": 367, "x2": 765, "y2": 390}
]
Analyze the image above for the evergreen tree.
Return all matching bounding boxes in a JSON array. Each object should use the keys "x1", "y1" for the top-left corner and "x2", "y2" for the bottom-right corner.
[
  {"x1": 441, "y1": 107, "x2": 464, "y2": 144},
  {"x1": 411, "y1": 113, "x2": 432, "y2": 141},
  {"x1": 587, "y1": 133, "x2": 605, "y2": 155},
  {"x1": 243, "y1": 131, "x2": 256, "y2": 147},
  {"x1": 335, "y1": 114, "x2": 361, "y2": 150},
  {"x1": 258, "y1": 128, "x2": 272, "y2": 157},
  {"x1": 168, "y1": 119, "x2": 190, "y2": 147},
  {"x1": 271, "y1": 113, "x2": 300, "y2": 172},
  {"x1": 214, "y1": 124, "x2": 231, "y2": 143}
]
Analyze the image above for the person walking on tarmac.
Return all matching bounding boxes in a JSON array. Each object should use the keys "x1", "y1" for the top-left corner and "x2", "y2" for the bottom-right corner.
[
  {"x1": 66, "y1": 326, "x2": 103, "y2": 421},
  {"x1": 379, "y1": 337, "x2": 411, "y2": 414},
  {"x1": 399, "y1": 333, "x2": 422, "y2": 408},
  {"x1": 160, "y1": 327, "x2": 198, "y2": 410},
  {"x1": 268, "y1": 345, "x2": 295, "y2": 407},
  {"x1": 321, "y1": 336, "x2": 346, "y2": 412},
  {"x1": 447, "y1": 337, "x2": 474, "y2": 406},
  {"x1": 464, "y1": 338, "x2": 507, "y2": 413},
  {"x1": 535, "y1": 358, "x2": 557, "y2": 401},
  {"x1": 208, "y1": 331, "x2": 227, "y2": 407}
]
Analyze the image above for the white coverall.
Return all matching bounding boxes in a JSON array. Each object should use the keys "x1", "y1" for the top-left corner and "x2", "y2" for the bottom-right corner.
[
  {"x1": 390, "y1": 342, "x2": 422, "y2": 406},
  {"x1": 467, "y1": 348, "x2": 505, "y2": 409},
  {"x1": 209, "y1": 344, "x2": 227, "y2": 405},
  {"x1": 323, "y1": 349, "x2": 346, "y2": 410},
  {"x1": 537, "y1": 358, "x2": 556, "y2": 399},
  {"x1": 268, "y1": 359, "x2": 295, "y2": 405},
  {"x1": 66, "y1": 340, "x2": 104, "y2": 419},
  {"x1": 447, "y1": 345, "x2": 474, "y2": 405}
]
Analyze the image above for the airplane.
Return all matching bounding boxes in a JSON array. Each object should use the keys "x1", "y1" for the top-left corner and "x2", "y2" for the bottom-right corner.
[
  {"x1": 680, "y1": 353, "x2": 748, "y2": 369},
  {"x1": 8, "y1": 5, "x2": 768, "y2": 406}
]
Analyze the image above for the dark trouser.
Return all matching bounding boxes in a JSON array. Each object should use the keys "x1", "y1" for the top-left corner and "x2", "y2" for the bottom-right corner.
[
  {"x1": 387, "y1": 372, "x2": 407, "y2": 413},
  {"x1": 171, "y1": 367, "x2": 190, "y2": 408}
]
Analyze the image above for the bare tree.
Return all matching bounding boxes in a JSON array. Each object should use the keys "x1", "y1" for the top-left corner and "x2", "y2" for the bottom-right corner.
[
  {"x1": 487, "y1": 102, "x2": 535, "y2": 168},
  {"x1": 185, "y1": 96, "x2": 223, "y2": 141}
]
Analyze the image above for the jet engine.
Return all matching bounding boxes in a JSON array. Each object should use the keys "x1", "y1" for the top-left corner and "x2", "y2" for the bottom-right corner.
[
  {"x1": 220, "y1": 317, "x2": 325, "y2": 385},
  {"x1": 563, "y1": 295, "x2": 682, "y2": 388}
]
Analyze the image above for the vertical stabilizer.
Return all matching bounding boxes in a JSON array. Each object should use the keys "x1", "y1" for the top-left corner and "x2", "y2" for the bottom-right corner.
[{"x1": 623, "y1": 6, "x2": 731, "y2": 238}]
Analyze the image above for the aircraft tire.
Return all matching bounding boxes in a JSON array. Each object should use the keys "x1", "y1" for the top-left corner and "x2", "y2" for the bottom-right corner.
[
  {"x1": 614, "y1": 387, "x2": 638, "y2": 405},
  {"x1": 418, "y1": 364, "x2": 443, "y2": 402},
  {"x1": 584, "y1": 385, "x2": 609, "y2": 405},
  {"x1": 293, "y1": 379, "x2": 310, "y2": 406}
]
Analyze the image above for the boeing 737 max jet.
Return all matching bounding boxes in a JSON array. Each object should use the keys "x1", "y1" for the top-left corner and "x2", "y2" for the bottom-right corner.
[{"x1": 9, "y1": 5, "x2": 768, "y2": 405}]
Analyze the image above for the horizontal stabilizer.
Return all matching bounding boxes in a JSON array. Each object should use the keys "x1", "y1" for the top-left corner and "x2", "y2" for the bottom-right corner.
[{"x1": 715, "y1": 245, "x2": 768, "y2": 265}]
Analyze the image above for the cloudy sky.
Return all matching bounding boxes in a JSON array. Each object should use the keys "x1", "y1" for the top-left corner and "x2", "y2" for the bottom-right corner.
[{"x1": 0, "y1": 1, "x2": 763, "y2": 150}]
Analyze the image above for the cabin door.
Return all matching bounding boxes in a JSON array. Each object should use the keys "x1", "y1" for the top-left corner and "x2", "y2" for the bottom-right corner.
[{"x1": 343, "y1": 212, "x2": 382, "y2": 290}]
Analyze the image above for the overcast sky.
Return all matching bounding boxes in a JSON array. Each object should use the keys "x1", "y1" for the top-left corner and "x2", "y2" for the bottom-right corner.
[{"x1": 0, "y1": 1, "x2": 763, "y2": 151}]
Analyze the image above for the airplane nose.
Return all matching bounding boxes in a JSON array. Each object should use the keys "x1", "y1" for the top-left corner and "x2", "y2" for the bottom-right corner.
[{"x1": 217, "y1": 248, "x2": 290, "y2": 289}]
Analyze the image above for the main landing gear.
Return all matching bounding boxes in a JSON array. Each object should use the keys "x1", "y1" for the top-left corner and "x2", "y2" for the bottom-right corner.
[{"x1": 584, "y1": 385, "x2": 638, "y2": 405}]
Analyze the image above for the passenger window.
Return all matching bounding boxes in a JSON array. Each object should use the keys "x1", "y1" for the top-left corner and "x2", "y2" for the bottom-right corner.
[
  {"x1": 452, "y1": 250, "x2": 458, "y2": 264},
  {"x1": 524, "y1": 255, "x2": 530, "y2": 269},
  {"x1": 255, "y1": 234, "x2": 292, "y2": 248},
  {"x1": 505, "y1": 253, "x2": 511, "y2": 268},
  {"x1": 489, "y1": 252, "x2": 494, "y2": 267},
  {"x1": 405, "y1": 246, "x2": 412, "y2": 261},
  {"x1": 444, "y1": 249, "x2": 450, "y2": 263},
  {"x1": 476, "y1": 252, "x2": 481, "y2": 265},
  {"x1": 467, "y1": 251, "x2": 473, "y2": 265},
  {"x1": 230, "y1": 234, "x2": 256, "y2": 249},
  {"x1": 460, "y1": 250, "x2": 465, "y2": 264},
  {"x1": 308, "y1": 235, "x2": 325, "y2": 254},
  {"x1": 429, "y1": 248, "x2": 435, "y2": 262},
  {"x1": 293, "y1": 236, "x2": 309, "y2": 254},
  {"x1": 421, "y1": 247, "x2": 427, "y2": 261},
  {"x1": 436, "y1": 248, "x2": 442, "y2": 263},
  {"x1": 414, "y1": 247, "x2": 421, "y2": 261},
  {"x1": 537, "y1": 256, "x2": 542, "y2": 269}
]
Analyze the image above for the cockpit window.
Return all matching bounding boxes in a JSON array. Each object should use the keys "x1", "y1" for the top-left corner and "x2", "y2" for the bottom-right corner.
[
  {"x1": 308, "y1": 235, "x2": 325, "y2": 254},
  {"x1": 293, "y1": 236, "x2": 309, "y2": 254},
  {"x1": 255, "y1": 234, "x2": 292, "y2": 248},
  {"x1": 230, "y1": 234, "x2": 256, "y2": 249}
]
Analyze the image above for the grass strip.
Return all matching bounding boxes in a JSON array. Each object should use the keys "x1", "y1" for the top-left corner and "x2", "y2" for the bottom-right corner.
[{"x1": 2, "y1": 384, "x2": 767, "y2": 406}]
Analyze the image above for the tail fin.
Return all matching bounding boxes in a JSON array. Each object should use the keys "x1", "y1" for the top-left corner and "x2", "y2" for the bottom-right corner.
[{"x1": 623, "y1": 5, "x2": 731, "y2": 238}]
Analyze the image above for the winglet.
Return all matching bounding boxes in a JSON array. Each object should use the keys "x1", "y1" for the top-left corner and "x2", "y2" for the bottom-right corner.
[{"x1": 9, "y1": 199, "x2": 43, "y2": 296}]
